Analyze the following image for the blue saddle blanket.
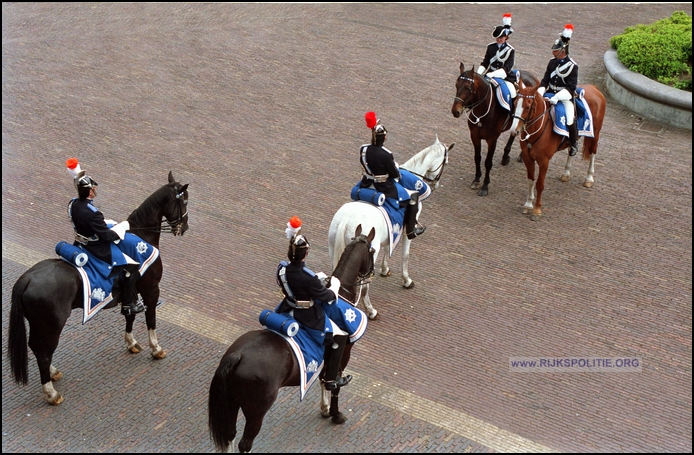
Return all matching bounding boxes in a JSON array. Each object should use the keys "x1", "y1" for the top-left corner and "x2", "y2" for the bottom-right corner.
[
  {"x1": 55, "y1": 233, "x2": 159, "y2": 324},
  {"x1": 351, "y1": 168, "x2": 431, "y2": 256},
  {"x1": 490, "y1": 70, "x2": 519, "y2": 112},
  {"x1": 546, "y1": 88, "x2": 595, "y2": 138},
  {"x1": 266, "y1": 297, "x2": 367, "y2": 400}
]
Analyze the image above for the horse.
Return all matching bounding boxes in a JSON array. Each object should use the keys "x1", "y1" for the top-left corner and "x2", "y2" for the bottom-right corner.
[
  {"x1": 511, "y1": 81, "x2": 606, "y2": 221},
  {"x1": 208, "y1": 225, "x2": 375, "y2": 453},
  {"x1": 8, "y1": 171, "x2": 189, "y2": 405},
  {"x1": 451, "y1": 62, "x2": 539, "y2": 196},
  {"x1": 328, "y1": 136, "x2": 453, "y2": 320}
]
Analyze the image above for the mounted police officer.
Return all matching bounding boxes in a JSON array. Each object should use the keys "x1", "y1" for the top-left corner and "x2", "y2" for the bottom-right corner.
[
  {"x1": 275, "y1": 216, "x2": 352, "y2": 390},
  {"x1": 478, "y1": 13, "x2": 516, "y2": 88},
  {"x1": 66, "y1": 158, "x2": 145, "y2": 315},
  {"x1": 537, "y1": 24, "x2": 579, "y2": 156},
  {"x1": 359, "y1": 111, "x2": 425, "y2": 239}
]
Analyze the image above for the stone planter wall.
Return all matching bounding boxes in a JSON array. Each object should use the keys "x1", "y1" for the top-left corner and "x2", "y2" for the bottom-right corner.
[{"x1": 604, "y1": 49, "x2": 692, "y2": 130}]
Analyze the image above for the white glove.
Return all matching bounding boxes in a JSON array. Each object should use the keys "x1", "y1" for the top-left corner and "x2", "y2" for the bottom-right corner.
[
  {"x1": 328, "y1": 276, "x2": 341, "y2": 299},
  {"x1": 486, "y1": 68, "x2": 507, "y2": 79},
  {"x1": 316, "y1": 271, "x2": 328, "y2": 286},
  {"x1": 104, "y1": 219, "x2": 117, "y2": 228},
  {"x1": 110, "y1": 220, "x2": 130, "y2": 240},
  {"x1": 536, "y1": 86, "x2": 546, "y2": 97},
  {"x1": 476, "y1": 66, "x2": 486, "y2": 75},
  {"x1": 549, "y1": 97, "x2": 559, "y2": 105}
]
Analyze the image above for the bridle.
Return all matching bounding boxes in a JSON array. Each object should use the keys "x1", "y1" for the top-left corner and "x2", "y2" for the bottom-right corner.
[
  {"x1": 130, "y1": 187, "x2": 188, "y2": 235},
  {"x1": 514, "y1": 91, "x2": 551, "y2": 144},
  {"x1": 335, "y1": 236, "x2": 375, "y2": 306},
  {"x1": 403, "y1": 144, "x2": 449, "y2": 188},
  {"x1": 454, "y1": 72, "x2": 493, "y2": 125}
]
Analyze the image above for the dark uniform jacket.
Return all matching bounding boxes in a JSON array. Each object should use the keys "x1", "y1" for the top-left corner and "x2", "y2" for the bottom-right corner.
[
  {"x1": 68, "y1": 197, "x2": 121, "y2": 264},
  {"x1": 480, "y1": 42, "x2": 516, "y2": 82},
  {"x1": 540, "y1": 56, "x2": 578, "y2": 95},
  {"x1": 276, "y1": 260, "x2": 336, "y2": 333},
  {"x1": 359, "y1": 143, "x2": 401, "y2": 200}
]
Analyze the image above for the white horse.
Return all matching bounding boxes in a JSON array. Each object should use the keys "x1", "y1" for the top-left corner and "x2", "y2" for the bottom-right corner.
[{"x1": 328, "y1": 136, "x2": 454, "y2": 320}]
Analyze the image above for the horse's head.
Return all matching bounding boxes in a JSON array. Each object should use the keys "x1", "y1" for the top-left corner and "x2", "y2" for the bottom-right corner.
[
  {"x1": 510, "y1": 80, "x2": 544, "y2": 137},
  {"x1": 452, "y1": 62, "x2": 487, "y2": 118},
  {"x1": 402, "y1": 136, "x2": 454, "y2": 189},
  {"x1": 349, "y1": 224, "x2": 376, "y2": 279},
  {"x1": 163, "y1": 171, "x2": 189, "y2": 236}
]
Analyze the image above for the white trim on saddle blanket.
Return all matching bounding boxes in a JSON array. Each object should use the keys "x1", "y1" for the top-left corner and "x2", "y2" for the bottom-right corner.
[
  {"x1": 57, "y1": 233, "x2": 160, "y2": 324},
  {"x1": 547, "y1": 88, "x2": 595, "y2": 138},
  {"x1": 490, "y1": 75, "x2": 517, "y2": 111}
]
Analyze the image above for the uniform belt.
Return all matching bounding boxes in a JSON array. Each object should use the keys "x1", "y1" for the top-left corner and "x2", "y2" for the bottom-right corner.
[
  {"x1": 549, "y1": 84, "x2": 564, "y2": 92},
  {"x1": 75, "y1": 232, "x2": 98, "y2": 245},
  {"x1": 363, "y1": 172, "x2": 389, "y2": 183},
  {"x1": 293, "y1": 299, "x2": 314, "y2": 309}
]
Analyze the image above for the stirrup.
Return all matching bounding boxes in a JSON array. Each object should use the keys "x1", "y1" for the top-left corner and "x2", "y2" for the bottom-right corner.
[
  {"x1": 121, "y1": 300, "x2": 145, "y2": 316},
  {"x1": 324, "y1": 374, "x2": 353, "y2": 391},
  {"x1": 407, "y1": 225, "x2": 426, "y2": 240}
]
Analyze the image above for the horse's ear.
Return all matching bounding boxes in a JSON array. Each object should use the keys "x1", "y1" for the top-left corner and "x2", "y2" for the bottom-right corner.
[
  {"x1": 354, "y1": 224, "x2": 363, "y2": 238},
  {"x1": 460, "y1": 62, "x2": 465, "y2": 74},
  {"x1": 168, "y1": 171, "x2": 175, "y2": 183},
  {"x1": 367, "y1": 227, "x2": 376, "y2": 243},
  {"x1": 448, "y1": 142, "x2": 455, "y2": 152},
  {"x1": 180, "y1": 184, "x2": 189, "y2": 193}
]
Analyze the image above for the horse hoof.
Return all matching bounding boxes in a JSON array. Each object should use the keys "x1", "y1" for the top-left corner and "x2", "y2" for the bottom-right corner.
[
  {"x1": 49, "y1": 395, "x2": 64, "y2": 406},
  {"x1": 560, "y1": 175, "x2": 570, "y2": 183},
  {"x1": 380, "y1": 270, "x2": 391, "y2": 278},
  {"x1": 584, "y1": 181, "x2": 594, "y2": 188},
  {"x1": 369, "y1": 311, "x2": 379, "y2": 321},
  {"x1": 477, "y1": 189, "x2": 488, "y2": 197},
  {"x1": 501, "y1": 156, "x2": 510, "y2": 166},
  {"x1": 331, "y1": 412, "x2": 347, "y2": 425},
  {"x1": 152, "y1": 349, "x2": 167, "y2": 360},
  {"x1": 51, "y1": 371, "x2": 63, "y2": 382},
  {"x1": 129, "y1": 343, "x2": 143, "y2": 354},
  {"x1": 470, "y1": 182, "x2": 480, "y2": 190},
  {"x1": 530, "y1": 214, "x2": 541, "y2": 221},
  {"x1": 403, "y1": 281, "x2": 415, "y2": 289}
]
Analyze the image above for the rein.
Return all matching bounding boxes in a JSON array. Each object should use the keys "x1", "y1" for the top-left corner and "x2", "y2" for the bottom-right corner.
[{"x1": 517, "y1": 93, "x2": 550, "y2": 144}]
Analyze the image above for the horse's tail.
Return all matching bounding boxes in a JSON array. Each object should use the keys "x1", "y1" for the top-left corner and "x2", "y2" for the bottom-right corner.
[
  {"x1": 8, "y1": 275, "x2": 30, "y2": 385},
  {"x1": 209, "y1": 352, "x2": 242, "y2": 453}
]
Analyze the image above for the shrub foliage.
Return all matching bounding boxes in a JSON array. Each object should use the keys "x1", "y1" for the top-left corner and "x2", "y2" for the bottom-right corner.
[{"x1": 610, "y1": 11, "x2": 692, "y2": 90}]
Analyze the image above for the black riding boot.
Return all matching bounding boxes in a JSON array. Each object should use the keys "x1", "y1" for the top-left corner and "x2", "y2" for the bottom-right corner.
[
  {"x1": 568, "y1": 121, "x2": 578, "y2": 156},
  {"x1": 323, "y1": 335, "x2": 352, "y2": 391},
  {"x1": 120, "y1": 270, "x2": 145, "y2": 316},
  {"x1": 405, "y1": 193, "x2": 426, "y2": 240}
]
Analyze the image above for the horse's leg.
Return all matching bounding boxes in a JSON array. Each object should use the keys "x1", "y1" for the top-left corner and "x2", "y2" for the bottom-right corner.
[
  {"x1": 123, "y1": 314, "x2": 144, "y2": 354},
  {"x1": 478, "y1": 137, "x2": 498, "y2": 196},
  {"x1": 560, "y1": 147, "x2": 574, "y2": 183},
  {"x1": 28, "y1": 323, "x2": 65, "y2": 405},
  {"x1": 378, "y1": 248, "x2": 390, "y2": 278},
  {"x1": 401, "y1": 237, "x2": 414, "y2": 289},
  {"x1": 361, "y1": 283, "x2": 378, "y2": 320},
  {"x1": 501, "y1": 133, "x2": 515, "y2": 166},
  {"x1": 583, "y1": 138, "x2": 598, "y2": 188},
  {"x1": 531, "y1": 157, "x2": 550, "y2": 221},
  {"x1": 470, "y1": 129, "x2": 483, "y2": 190},
  {"x1": 521, "y1": 150, "x2": 536, "y2": 214}
]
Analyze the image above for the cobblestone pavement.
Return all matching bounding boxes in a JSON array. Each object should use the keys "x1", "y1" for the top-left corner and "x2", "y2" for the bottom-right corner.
[{"x1": 3, "y1": 3, "x2": 691, "y2": 453}]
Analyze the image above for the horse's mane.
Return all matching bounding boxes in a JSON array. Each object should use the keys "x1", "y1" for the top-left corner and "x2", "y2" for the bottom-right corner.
[
  {"x1": 401, "y1": 138, "x2": 441, "y2": 171},
  {"x1": 127, "y1": 183, "x2": 176, "y2": 228}
]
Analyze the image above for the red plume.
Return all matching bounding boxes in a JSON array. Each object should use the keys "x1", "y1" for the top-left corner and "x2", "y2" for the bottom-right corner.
[
  {"x1": 365, "y1": 111, "x2": 378, "y2": 129},
  {"x1": 289, "y1": 216, "x2": 302, "y2": 229}
]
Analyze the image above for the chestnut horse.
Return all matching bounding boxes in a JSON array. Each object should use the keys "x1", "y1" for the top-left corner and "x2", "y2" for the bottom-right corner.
[
  {"x1": 8, "y1": 172, "x2": 189, "y2": 404},
  {"x1": 511, "y1": 82, "x2": 606, "y2": 220},
  {"x1": 208, "y1": 226, "x2": 375, "y2": 453},
  {"x1": 451, "y1": 62, "x2": 539, "y2": 196}
]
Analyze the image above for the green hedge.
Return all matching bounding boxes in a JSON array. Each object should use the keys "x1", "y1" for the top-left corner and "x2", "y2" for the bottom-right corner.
[{"x1": 610, "y1": 11, "x2": 692, "y2": 90}]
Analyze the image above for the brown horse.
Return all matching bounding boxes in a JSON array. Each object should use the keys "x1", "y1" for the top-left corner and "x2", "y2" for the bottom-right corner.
[
  {"x1": 208, "y1": 226, "x2": 375, "y2": 453},
  {"x1": 8, "y1": 172, "x2": 189, "y2": 404},
  {"x1": 512, "y1": 82, "x2": 606, "y2": 220},
  {"x1": 451, "y1": 62, "x2": 539, "y2": 196}
]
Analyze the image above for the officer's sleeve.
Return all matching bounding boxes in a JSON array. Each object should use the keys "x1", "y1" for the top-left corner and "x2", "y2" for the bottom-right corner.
[
  {"x1": 88, "y1": 209, "x2": 122, "y2": 243},
  {"x1": 309, "y1": 275, "x2": 336, "y2": 303}
]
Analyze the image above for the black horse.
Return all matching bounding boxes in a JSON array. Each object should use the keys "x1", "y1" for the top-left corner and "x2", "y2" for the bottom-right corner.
[
  {"x1": 208, "y1": 225, "x2": 375, "y2": 453},
  {"x1": 451, "y1": 62, "x2": 539, "y2": 196},
  {"x1": 8, "y1": 171, "x2": 189, "y2": 405}
]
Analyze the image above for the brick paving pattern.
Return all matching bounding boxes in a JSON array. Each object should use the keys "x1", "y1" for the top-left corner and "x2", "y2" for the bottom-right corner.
[{"x1": 3, "y1": 3, "x2": 691, "y2": 453}]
